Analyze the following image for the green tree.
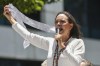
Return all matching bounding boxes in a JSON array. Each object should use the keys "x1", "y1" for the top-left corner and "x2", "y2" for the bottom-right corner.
[{"x1": 0, "y1": 0, "x2": 61, "y2": 17}]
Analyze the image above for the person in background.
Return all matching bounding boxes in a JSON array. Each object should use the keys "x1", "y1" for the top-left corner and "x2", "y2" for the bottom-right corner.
[
  {"x1": 3, "y1": 5, "x2": 85, "y2": 66},
  {"x1": 80, "y1": 60, "x2": 93, "y2": 66}
]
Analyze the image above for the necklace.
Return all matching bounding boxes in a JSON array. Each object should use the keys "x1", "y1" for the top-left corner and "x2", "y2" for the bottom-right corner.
[{"x1": 53, "y1": 37, "x2": 72, "y2": 66}]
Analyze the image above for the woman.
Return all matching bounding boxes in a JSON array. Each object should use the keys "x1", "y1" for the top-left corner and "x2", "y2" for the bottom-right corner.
[{"x1": 3, "y1": 5, "x2": 85, "y2": 66}]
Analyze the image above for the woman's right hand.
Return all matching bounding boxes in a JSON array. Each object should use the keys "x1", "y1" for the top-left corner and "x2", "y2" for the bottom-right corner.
[
  {"x1": 3, "y1": 5, "x2": 16, "y2": 24},
  {"x1": 55, "y1": 34, "x2": 65, "y2": 49}
]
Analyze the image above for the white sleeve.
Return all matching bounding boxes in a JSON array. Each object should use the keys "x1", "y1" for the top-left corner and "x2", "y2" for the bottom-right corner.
[
  {"x1": 62, "y1": 39, "x2": 85, "y2": 65},
  {"x1": 12, "y1": 22, "x2": 54, "y2": 50}
]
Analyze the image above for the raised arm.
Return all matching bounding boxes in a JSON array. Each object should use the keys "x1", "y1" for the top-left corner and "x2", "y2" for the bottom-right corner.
[{"x1": 3, "y1": 5, "x2": 54, "y2": 50}]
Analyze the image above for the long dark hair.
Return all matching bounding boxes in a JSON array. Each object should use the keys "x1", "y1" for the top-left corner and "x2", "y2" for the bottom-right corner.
[{"x1": 55, "y1": 11, "x2": 82, "y2": 39}]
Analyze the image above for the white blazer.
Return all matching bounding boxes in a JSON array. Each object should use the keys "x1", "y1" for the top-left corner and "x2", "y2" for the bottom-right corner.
[{"x1": 12, "y1": 22, "x2": 85, "y2": 66}]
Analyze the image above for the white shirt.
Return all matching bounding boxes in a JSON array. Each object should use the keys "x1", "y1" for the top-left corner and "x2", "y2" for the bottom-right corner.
[{"x1": 12, "y1": 23, "x2": 85, "y2": 66}]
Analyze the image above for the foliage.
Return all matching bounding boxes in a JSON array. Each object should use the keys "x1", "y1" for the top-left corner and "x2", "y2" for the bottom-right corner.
[{"x1": 0, "y1": 0, "x2": 61, "y2": 18}]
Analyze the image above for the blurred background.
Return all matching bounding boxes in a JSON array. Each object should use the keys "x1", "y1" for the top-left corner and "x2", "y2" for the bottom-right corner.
[{"x1": 0, "y1": 0, "x2": 100, "y2": 66}]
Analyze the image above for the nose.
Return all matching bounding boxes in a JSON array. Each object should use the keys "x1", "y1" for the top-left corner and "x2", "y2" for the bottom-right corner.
[
  {"x1": 57, "y1": 22, "x2": 61, "y2": 25},
  {"x1": 56, "y1": 22, "x2": 62, "y2": 28}
]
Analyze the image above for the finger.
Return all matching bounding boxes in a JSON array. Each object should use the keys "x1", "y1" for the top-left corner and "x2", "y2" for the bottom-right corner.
[
  {"x1": 4, "y1": 6, "x2": 9, "y2": 10},
  {"x1": 4, "y1": 7, "x2": 11, "y2": 15},
  {"x1": 4, "y1": 5, "x2": 9, "y2": 8},
  {"x1": 4, "y1": 8, "x2": 9, "y2": 12},
  {"x1": 3, "y1": 10, "x2": 11, "y2": 16},
  {"x1": 4, "y1": 5, "x2": 9, "y2": 11}
]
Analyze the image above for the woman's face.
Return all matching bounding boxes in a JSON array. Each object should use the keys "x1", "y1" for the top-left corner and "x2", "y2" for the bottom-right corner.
[{"x1": 55, "y1": 14, "x2": 73, "y2": 35}]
